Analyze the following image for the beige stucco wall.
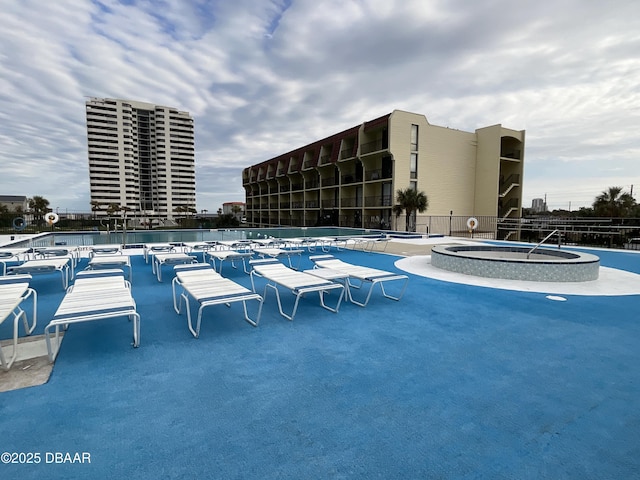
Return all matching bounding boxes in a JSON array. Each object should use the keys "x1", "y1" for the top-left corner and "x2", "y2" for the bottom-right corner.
[
  {"x1": 389, "y1": 110, "x2": 478, "y2": 217},
  {"x1": 474, "y1": 124, "x2": 502, "y2": 216}
]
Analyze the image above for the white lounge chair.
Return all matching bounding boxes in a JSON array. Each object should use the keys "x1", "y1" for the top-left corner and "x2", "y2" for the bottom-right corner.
[
  {"x1": 309, "y1": 254, "x2": 409, "y2": 307},
  {"x1": 0, "y1": 275, "x2": 37, "y2": 370},
  {"x1": 86, "y1": 254, "x2": 133, "y2": 282},
  {"x1": 205, "y1": 250, "x2": 254, "y2": 274},
  {"x1": 172, "y1": 264, "x2": 264, "y2": 338},
  {"x1": 252, "y1": 247, "x2": 304, "y2": 270},
  {"x1": 152, "y1": 253, "x2": 197, "y2": 281},
  {"x1": 89, "y1": 244, "x2": 123, "y2": 257},
  {"x1": 144, "y1": 243, "x2": 175, "y2": 263},
  {"x1": 287, "y1": 237, "x2": 336, "y2": 253},
  {"x1": 249, "y1": 259, "x2": 345, "y2": 321},
  {"x1": 34, "y1": 246, "x2": 80, "y2": 268},
  {"x1": 8, "y1": 258, "x2": 72, "y2": 290},
  {"x1": 0, "y1": 248, "x2": 30, "y2": 276},
  {"x1": 182, "y1": 242, "x2": 216, "y2": 262},
  {"x1": 44, "y1": 269, "x2": 140, "y2": 362}
]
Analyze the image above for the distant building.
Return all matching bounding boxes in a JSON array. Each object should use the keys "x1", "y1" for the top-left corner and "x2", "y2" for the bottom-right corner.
[
  {"x1": 531, "y1": 198, "x2": 546, "y2": 213},
  {"x1": 222, "y1": 202, "x2": 245, "y2": 220},
  {"x1": 86, "y1": 97, "x2": 196, "y2": 221},
  {"x1": 243, "y1": 109, "x2": 525, "y2": 235},
  {"x1": 0, "y1": 195, "x2": 28, "y2": 212}
]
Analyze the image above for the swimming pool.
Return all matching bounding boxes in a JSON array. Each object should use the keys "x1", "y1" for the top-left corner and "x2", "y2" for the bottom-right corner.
[{"x1": 10, "y1": 227, "x2": 385, "y2": 248}]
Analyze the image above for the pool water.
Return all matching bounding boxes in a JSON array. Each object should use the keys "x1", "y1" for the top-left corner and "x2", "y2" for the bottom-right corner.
[{"x1": 11, "y1": 227, "x2": 384, "y2": 248}]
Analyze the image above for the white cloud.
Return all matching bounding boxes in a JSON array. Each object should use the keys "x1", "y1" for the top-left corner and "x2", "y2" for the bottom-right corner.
[{"x1": 0, "y1": 0, "x2": 638, "y2": 212}]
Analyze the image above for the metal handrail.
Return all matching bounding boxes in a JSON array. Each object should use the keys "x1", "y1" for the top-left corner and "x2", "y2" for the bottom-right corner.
[{"x1": 527, "y1": 229, "x2": 560, "y2": 259}]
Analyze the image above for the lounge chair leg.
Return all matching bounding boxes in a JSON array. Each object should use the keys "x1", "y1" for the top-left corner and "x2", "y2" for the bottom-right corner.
[{"x1": 184, "y1": 298, "x2": 199, "y2": 338}]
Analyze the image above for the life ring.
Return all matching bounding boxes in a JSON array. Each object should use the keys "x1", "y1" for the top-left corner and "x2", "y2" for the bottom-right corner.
[
  {"x1": 12, "y1": 217, "x2": 26, "y2": 231},
  {"x1": 44, "y1": 212, "x2": 60, "y2": 225},
  {"x1": 466, "y1": 217, "x2": 479, "y2": 230}
]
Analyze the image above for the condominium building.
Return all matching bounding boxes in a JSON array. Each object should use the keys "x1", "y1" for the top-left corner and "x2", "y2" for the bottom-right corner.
[
  {"x1": 86, "y1": 97, "x2": 196, "y2": 222},
  {"x1": 242, "y1": 110, "x2": 525, "y2": 235}
]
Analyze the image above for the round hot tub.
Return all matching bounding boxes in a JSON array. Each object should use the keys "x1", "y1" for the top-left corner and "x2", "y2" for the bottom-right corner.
[{"x1": 430, "y1": 245, "x2": 600, "y2": 282}]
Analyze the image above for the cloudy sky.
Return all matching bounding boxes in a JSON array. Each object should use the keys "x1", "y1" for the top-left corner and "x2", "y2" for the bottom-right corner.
[{"x1": 1, "y1": 0, "x2": 639, "y2": 213}]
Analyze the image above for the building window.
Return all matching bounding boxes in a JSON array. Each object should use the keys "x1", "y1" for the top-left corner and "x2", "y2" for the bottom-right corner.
[
  {"x1": 411, "y1": 124, "x2": 418, "y2": 151},
  {"x1": 410, "y1": 181, "x2": 417, "y2": 191},
  {"x1": 410, "y1": 153, "x2": 418, "y2": 179}
]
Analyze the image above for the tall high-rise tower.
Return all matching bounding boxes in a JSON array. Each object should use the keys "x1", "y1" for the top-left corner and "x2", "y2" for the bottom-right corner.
[{"x1": 86, "y1": 97, "x2": 195, "y2": 222}]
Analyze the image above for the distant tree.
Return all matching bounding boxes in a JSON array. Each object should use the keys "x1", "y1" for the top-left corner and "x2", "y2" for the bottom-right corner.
[
  {"x1": 214, "y1": 214, "x2": 240, "y2": 228},
  {"x1": 593, "y1": 187, "x2": 636, "y2": 217},
  {"x1": 106, "y1": 203, "x2": 121, "y2": 217},
  {"x1": 231, "y1": 205, "x2": 243, "y2": 220},
  {"x1": 395, "y1": 188, "x2": 428, "y2": 232},
  {"x1": 90, "y1": 200, "x2": 103, "y2": 219},
  {"x1": 574, "y1": 206, "x2": 596, "y2": 217},
  {"x1": 174, "y1": 205, "x2": 196, "y2": 217},
  {"x1": 28, "y1": 195, "x2": 50, "y2": 219}
]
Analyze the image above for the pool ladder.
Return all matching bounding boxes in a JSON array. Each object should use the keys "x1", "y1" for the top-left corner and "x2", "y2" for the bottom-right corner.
[{"x1": 527, "y1": 229, "x2": 561, "y2": 259}]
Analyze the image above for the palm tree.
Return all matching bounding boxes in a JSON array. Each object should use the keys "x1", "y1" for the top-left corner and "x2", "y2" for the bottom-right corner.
[
  {"x1": 231, "y1": 204, "x2": 243, "y2": 221},
  {"x1": 90, "y1": 200, "x2": 103, "y2": 219},
  {"x1": 28, "y1": 195, "x2": 50, "y2": 221},
  {"x1": 593, "y1": 187, "x2": 636, "y2": 217},
  {"x1": 106, "y1": 203, "x2": 121, "y2": 217},
  {"x1": 395, "y1": 188, "x2": 428, "y2": 232}
]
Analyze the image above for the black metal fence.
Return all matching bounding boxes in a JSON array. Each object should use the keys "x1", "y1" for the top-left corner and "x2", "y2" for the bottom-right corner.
[{"x1": 414, "y1": 215, "x2": 640, "y2": 248}]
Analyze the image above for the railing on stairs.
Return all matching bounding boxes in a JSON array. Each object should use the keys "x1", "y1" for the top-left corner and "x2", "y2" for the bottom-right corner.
[{"x1": 499, "y1": 174, "x2": 520, "y2": 198}]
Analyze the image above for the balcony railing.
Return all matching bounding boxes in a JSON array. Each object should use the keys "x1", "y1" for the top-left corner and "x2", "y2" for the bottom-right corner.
[
  {"x1": 319, "y1": 154, "x2": 332, "y2": 165},
  {"x1": 500, "y1": 150, "x2": 521, "y2": 160},
  {"x1": 340, "y1": 148, "x2": 355, "y2": 159},
  {"x1": 364, "y1": 195, "x2": 393, "y2": 207},
  {"x1": 322, "y1": 178, "x2": 338, "y2": 187},
  {"x1": 360, "y1": 139, "x2": 386, "y2": 155},
  {"x1": 365, "y1": 169, "x2": 391, "y2": 181},
  {"x1": 341, "y1": 197, "x2": 362, "y2": 207},
  {"x1": 341, "y1": 174, "x2": 359, "y2": 184}
]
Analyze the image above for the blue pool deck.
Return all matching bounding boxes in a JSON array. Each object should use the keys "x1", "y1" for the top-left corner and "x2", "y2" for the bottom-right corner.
[{"x1": 1, "y1": 237, "x2": 640, "y2": 479}]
